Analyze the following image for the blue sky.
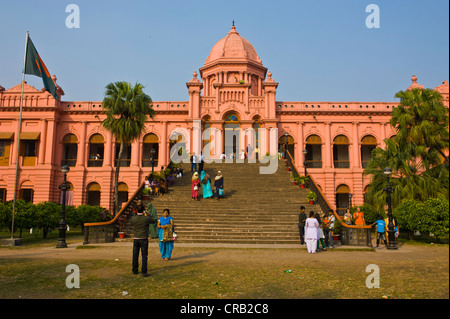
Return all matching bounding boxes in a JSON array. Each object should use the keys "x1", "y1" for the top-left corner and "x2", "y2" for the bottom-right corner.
[{"x1": 0, "y1": 0, "x2": 448, "y2": 102}]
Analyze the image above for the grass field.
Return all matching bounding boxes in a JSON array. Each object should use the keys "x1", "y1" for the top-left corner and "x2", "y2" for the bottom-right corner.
[{"x1": 0, "y1": 230, "x2": 448, "y2": 300}]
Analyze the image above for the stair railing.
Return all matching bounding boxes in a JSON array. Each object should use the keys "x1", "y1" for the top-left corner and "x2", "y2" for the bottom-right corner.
[
  {"x1": 83, "y1": 181, "x2": 145, "y2": 244},
  {"x1": 285, "y1": 150, "x2": 373, "y2": 247},
  {"x1": 83, "y1": 160, "x2": 177, "y2": 244}
]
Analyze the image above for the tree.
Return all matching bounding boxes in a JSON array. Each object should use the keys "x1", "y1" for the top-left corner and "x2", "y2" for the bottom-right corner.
[
  {"x1": 392, "y1": 88, "x2": 449, "y2": 168},
  {"x1": 394, "y1": 197, "x2": 449, "y2": 241},
  {"x1": 364, "y1": 88, "x2": 449, "y2": 213},
  {"x1": 76, "y1": 204, "x2": 107, "y2": 230},
  {"x1": 0, "y1": 200, "x2": 37, "y2": 237},
  {"x1": 101, "y1": 82, "x2": 154, "y2": 215},
  {"x1": 35, "y1": 201, "x2": 60, "y2": 238}
]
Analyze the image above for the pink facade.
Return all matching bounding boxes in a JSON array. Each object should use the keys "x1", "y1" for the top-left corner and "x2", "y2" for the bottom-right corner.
[{"x1": 1, "y1": 26, "x2": 449, "y2": 213}]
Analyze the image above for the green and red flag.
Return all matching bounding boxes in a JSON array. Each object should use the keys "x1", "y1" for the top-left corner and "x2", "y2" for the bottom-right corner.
[{"x1": 24, "y1": 36, "x2": 58, "y2": 99}]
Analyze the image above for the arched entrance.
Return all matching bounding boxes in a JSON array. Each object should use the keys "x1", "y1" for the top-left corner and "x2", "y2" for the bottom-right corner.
[
  {"x1": 118, "y1": 182, "x2": 128, "y2": 209},
  {"x1": 87, "y1": 182, "x2": 101, "y2": 206},
  {"x1": 336, "y1": 184, "x2": 351, "y2": 216},
  {"x1": 142, "y1": 133, "x2": 159, "y2": 168},
  {"x1": 279, "y1": 134, "x2": 295, "y2": 160},
  {"x1": 223, "y1": 113, "x2": 241, "y2": 158}
]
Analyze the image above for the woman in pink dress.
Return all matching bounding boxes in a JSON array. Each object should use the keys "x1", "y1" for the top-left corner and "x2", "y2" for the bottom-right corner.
[
  {"x1": 305, "y1": 211, "x2": 319, "y2": 253},
  {"x1": 191, "y1": 172, "x2": 200, "y2": 200}
]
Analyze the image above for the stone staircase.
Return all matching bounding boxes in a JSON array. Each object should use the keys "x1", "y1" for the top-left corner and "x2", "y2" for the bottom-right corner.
[{"x1": 148, "y1": 159, "x2": 324, "y2": 244}]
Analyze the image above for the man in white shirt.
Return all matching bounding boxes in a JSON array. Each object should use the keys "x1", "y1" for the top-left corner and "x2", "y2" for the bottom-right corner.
[{"x1": 190, "y1": 152, "x2": 197, "y2": 173}]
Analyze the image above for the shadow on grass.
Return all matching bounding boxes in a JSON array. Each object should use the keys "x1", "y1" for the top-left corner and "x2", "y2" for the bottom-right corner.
[
  {"x1": 170, "y1": 250, "x2": 218, "y2": 261},
  {"x1": 149, "y1": 260, "x2": 207, "y2": 276}
]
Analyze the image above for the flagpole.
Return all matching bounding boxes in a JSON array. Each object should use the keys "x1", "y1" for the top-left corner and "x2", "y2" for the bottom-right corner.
[{"x1": 11, "y1": 31, "x2": 29, "y2": 241}]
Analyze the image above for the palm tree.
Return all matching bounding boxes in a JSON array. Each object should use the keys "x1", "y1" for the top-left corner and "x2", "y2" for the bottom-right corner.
[
  {"x1": 364, "y1": 88, "x2": 449, "y2": 213},
  {"x1": 101, "y1": 81, "x2": 154, "y2": 215},
  {"x1": 392, "y1": 88, "x2": 449, "y2": 168}
]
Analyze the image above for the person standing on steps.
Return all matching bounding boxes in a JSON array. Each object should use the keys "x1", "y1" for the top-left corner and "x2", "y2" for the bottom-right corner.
[
  {"x1": 214, "y1": 171, "x2": 224, "y2": 200},
  {"x1": 305, "y1": 211, "x2": 319, "y2": 253},
  {"x1": 200, "y1": 170, "x2": 213, "y2": 199},
  {"x1": 298, "y1": 206, "x2": 307, "y2": 245},
  {"x1": 191, "y1": 172, "x2": 200, "y2": 200},
  {"x1": 157, "y1": 209, "x2": 174, "y2": 261},
  {"x1": 198, "y1": 152, "x2": 205, "y2": 173},
  {"x1": 190, "y1": 152, "x2": 197, "y2": 173},
  {"x1": 130, "y1": 202, "x2": 157, "y2": 277}
]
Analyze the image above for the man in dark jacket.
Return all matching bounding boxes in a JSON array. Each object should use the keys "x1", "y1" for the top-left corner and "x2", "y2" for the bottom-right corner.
[
  {"x1": 298, "y1": 206, "x2": 307, "y2": 245},
  {"x1": 130, "y1": 202, "x2": 156, "y2": 277}
]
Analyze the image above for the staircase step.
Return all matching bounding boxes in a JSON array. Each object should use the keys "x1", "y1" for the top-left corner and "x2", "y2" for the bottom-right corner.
[{"x1": 120, "y1": 160, "x2": 323, "y2": 244}]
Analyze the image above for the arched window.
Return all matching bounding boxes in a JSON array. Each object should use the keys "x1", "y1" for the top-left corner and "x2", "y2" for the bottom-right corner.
[
  {"x1": 333, "y1": 135, "x2": 350, "y2": 168},
  {"x1": 361, "y1": 135, "x2": 377, "y2": 168},
  {"x1": 224, "y1": 114, "x2": 240, "y2": 122},
  {"x1": 62, "y1": 134, "x2": 78, "y2": 167},
  {"x1": 305, "y1": 135, "x2": 322, "y2": 168},
  {"x1": 88, "y1": 134, "x2": 104, "y2": 167},
  {"x1": 223, "y1": 113, "x2": 241, "y2": 158},
  {"x1": 19, "y1": 180, "x2": 34, "y2": 203}
]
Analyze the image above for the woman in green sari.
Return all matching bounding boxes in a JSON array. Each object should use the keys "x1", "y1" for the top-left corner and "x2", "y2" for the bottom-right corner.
[{"x1": 200, "y1": 171, "x2": 213, "y2": 199}]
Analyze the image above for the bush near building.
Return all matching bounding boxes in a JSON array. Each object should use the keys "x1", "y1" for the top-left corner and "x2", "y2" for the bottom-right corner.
[
  {"x1": 393, "y1": 197, "x2": 449, "y2": 241},
  {"x1": 0, "y1": 201, "x2": 109, "y2": 238}
]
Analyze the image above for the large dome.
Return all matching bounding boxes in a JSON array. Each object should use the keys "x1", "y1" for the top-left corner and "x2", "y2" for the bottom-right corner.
[{"x1": 204, "y1": 25, "x2": 262, "y2": 65}]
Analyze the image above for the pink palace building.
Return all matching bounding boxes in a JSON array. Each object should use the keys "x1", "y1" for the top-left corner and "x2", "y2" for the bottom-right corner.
[{"x1": 0, "y1": 25, "x2": 449, "y2": 213}]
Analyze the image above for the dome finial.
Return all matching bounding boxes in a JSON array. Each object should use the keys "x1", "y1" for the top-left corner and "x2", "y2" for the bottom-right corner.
[{"x1": 232, "y1": 20, "x2": 235, "y2": 27}]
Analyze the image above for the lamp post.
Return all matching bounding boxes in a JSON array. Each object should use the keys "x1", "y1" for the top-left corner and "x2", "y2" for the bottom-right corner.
[
  {"x1": 302, "y1": 149, "x2": 308, "y2": 176},
  {"x1": 383, "y1": 167, "x2": 397, "y2": 250},
  {"x1": 284, "y1": 132, "x2": 289, "y2": 158},
  {"x1": 57, "y1": 165, "x2": 70, "y2": 248},
  {"x1": 349, "y1": 193, "x2": 353, "y2": 209}
]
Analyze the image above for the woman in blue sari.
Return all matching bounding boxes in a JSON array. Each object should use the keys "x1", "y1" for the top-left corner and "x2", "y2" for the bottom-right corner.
[
  {"x1": 200, "y1": 171, "x2": 213, "y2": 199},
  {"x1": 157, "y1": 209, "x2": 174, "y2": 260}
]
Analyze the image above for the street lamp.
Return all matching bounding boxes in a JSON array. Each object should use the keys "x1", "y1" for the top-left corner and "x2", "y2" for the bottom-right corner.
[
  {"x1": 302, "y1": 149, "x2": 308, "y2": 176},
  {"x1": 57, "y1": 165, "x2": 70, "y2": 248},
  {"x1": 383, "y1": 167, "x2": 397, "y2": 250},
  {"x1": 284, "y1": 132, "x2": 289, "y2": 158},
  {"x1": 349, "y1": 193, "x2": 353, "y2": 208}
]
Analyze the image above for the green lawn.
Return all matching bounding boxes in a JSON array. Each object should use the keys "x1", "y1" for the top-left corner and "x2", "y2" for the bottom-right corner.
[{"x1": 1, "y1": 240, "x2": 448, "y2": 299}]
